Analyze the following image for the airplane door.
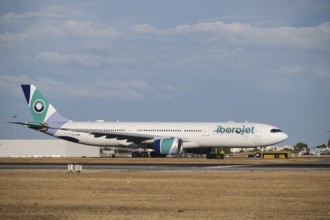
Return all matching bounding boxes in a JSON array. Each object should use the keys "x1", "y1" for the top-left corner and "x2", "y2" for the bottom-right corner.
[
  {"x1": 253, "y1": 126, "x2": 263, "y2": 146},
  {"x1": 255, "y1": 127, "x2": 262, "y2": 137},
  {"x1": 203, "y1": 127, "x2": 210, "y2": 136},
  {"x1": 126, "y1": 126, "x2": 134, "y2": 133}
]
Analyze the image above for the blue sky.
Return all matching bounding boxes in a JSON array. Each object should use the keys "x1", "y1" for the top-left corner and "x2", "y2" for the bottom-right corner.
[{"x1": 0, "y1": 0, "x2": 329, "y2": 147}]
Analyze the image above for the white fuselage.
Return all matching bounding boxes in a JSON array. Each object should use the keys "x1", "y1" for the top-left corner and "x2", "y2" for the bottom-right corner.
[{"x1": 52, "y1": 121, "x2": 288, "y2": 149}]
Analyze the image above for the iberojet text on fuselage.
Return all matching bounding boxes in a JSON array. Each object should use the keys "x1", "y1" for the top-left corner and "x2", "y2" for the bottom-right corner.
[{"x1": 216, "y1": 125, "x2": 255, "y2": 135}]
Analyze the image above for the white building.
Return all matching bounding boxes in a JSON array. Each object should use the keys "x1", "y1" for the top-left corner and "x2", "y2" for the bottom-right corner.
[
  {"x1": 230, "y1": 148, "x2": 255, "y2": 153},
  {"x1": 0, "y1": 139, "x2": 100, "y2": 157}
]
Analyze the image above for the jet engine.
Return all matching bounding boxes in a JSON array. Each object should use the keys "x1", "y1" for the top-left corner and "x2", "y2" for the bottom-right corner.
[{"x1": 153, "y1": 137, "x2": 182, "y2": 155}]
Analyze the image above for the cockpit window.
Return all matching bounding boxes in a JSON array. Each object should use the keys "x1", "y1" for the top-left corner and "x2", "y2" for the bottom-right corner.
[{"x1": 270, "y1": 129, "x2": 282, "y2": 133}]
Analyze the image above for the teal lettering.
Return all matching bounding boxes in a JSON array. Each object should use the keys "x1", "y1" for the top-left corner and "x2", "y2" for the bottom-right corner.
[
  {"x1": 221, "y1": 126, "x2": 225, "y2": 133},
  {"x1": 216, "y1": 125, "x2": 256, "y2": 135},
  {"x1": 241, "y1": 126, "x2": 245, "y2": 135},
  {"x1": 216, "y1": 126, "x2": 226, "y2": 133}
]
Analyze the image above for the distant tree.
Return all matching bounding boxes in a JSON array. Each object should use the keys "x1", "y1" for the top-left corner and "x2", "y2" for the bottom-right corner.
[
  {"x1": 223, "y1": 148, "x2": 231, "y2": 154},
  {"x1": 316, "y1": 144, "x2": 327, "y2": 148},
  {"x1": 293, "y1": 142, "x2": 308, "y2": 152}
]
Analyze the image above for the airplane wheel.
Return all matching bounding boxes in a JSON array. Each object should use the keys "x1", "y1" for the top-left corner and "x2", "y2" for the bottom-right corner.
[
  {"x1": 132, "y1": 152, "x2": 141, "y2": 157},
  {"x1": 255, "y1": 152, "x2": 261, "y2": 158},
  {"x1": 141, "y1": 152, "x2": 149, "y2": 157}
]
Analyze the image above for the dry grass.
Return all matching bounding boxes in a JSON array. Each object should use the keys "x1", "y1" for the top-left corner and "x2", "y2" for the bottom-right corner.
[{"x1": 0, "y1": 171, "x2": 329, "y2": 219}]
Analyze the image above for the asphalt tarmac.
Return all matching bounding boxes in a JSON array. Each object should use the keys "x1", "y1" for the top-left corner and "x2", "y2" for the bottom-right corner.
[{"x1": 1, "y1": 158, "x2": 330, "y2": 172}]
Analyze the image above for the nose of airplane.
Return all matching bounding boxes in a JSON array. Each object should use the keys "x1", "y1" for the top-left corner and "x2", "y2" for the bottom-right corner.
[{"x1": 281, "y1": 132, "x2": 288, "y2": 141}]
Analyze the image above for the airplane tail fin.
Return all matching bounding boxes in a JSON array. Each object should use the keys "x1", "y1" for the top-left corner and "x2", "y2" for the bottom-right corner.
[{"x1": 21, "y1": 84, "x2": 68, "y2": 123}]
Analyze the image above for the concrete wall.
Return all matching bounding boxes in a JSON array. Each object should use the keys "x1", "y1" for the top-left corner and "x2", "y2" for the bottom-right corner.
[{"x1": 0, "y1": 139, "x2": 100, "y2": 157}]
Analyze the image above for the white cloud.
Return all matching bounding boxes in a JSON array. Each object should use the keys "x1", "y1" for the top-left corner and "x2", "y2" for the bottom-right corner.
[
  {"x1": 34, "y1": 52, "x2": 116, "y2": 68},
  {"x1": 39, "y1": 78, "x2": 153, "y2": 100},
  {"x1": 0, "y1": 11, "x2": 120, "y2": 44},
  {"x1": 0, "y1": 74, "x2": 33, "y2": 95},
  {"x1": 313, "y1": 68, "x2": 330, "y2": 78},
  {"x1": 82, "y1": 43, "x2": 112, "y2": 51},
  {"x1": 63, "y1": 20, "x2": 120, "y2": 38},
  {"x1": 93, "y1": 79, "x2": 153, "y2": 92},
  {"x1": 276, "y1": 64, "x2": 330, "y2": 78},
  {"x1": 0, "y1": 75, "x2": 154, "y2": 100},
  {"x1": 131, "y1": 24, "x2": 156, "y2": 33},
  {"x1": 278, "y1": 65, "x2": 307, "y2": 75},
  {"x1": 3, "y1": 11, "x2": 61, "y2": 20},
  {"x1": 34, "y1": 52, "x2": 102, "y2": 68},
  {"x1": 155, "y1": 21, "x2": 330, "y2": 50}
]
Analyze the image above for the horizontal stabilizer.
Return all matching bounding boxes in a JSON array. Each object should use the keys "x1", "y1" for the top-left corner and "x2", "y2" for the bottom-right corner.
[{"x1": 8, "y1": 121, "x2": 60, "y2": 131}]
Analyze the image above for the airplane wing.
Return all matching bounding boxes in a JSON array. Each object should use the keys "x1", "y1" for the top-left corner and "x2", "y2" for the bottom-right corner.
[
  {"x1": 60, "y1": 128, "x2": 156, "y2": 143},
  {"x1": 75, "y1": 129, "x2": 191, "y2": 144},
  {"x1": 90, "y1": 131, "x2": 155, "y2": 143}
]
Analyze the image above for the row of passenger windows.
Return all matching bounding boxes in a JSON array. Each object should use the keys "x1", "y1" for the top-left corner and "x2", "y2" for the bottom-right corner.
[
  {"x1": 137, "y1": 129, "x2": 181, "y2": 132},
  {"x1": 73, "y1": 128, "x2": 126, "y2": 132},
  {"x1": 184, "y1": 130, "x2": 202, "y2": 132},
  {"x1": 73, "y1": 128, "x2": 202, "y2": 133},
  {"x1": 137, "y1": 129, "x2": 202, "y2": 133}
]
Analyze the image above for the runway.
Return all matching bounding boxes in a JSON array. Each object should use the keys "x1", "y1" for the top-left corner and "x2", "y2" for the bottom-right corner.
[{"x1": 1, "y1": 160, "x2": 330, "y2": 171}]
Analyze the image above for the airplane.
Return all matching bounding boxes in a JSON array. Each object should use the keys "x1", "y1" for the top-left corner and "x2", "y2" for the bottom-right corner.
[
  {"x1": 309, "y1": 148, "x2": 330, "y2": 156},
  {"x1": 11, "y1": 84, "x2": 288, "y2": 157},
  {"x1": 308, "y1": 140, "x2": 330, "y2": 156}
]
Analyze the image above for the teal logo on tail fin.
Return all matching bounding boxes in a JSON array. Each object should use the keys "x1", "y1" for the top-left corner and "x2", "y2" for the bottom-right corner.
[
  {"x1": 21, "y1": 84, "x2": 68, "y2": 123},
  {"x1": 33, "y1": 99, "x2": 45, "y2": 113},
  {"x1": 30, "y1": 86, "x2": 50, "y2": 122}
]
